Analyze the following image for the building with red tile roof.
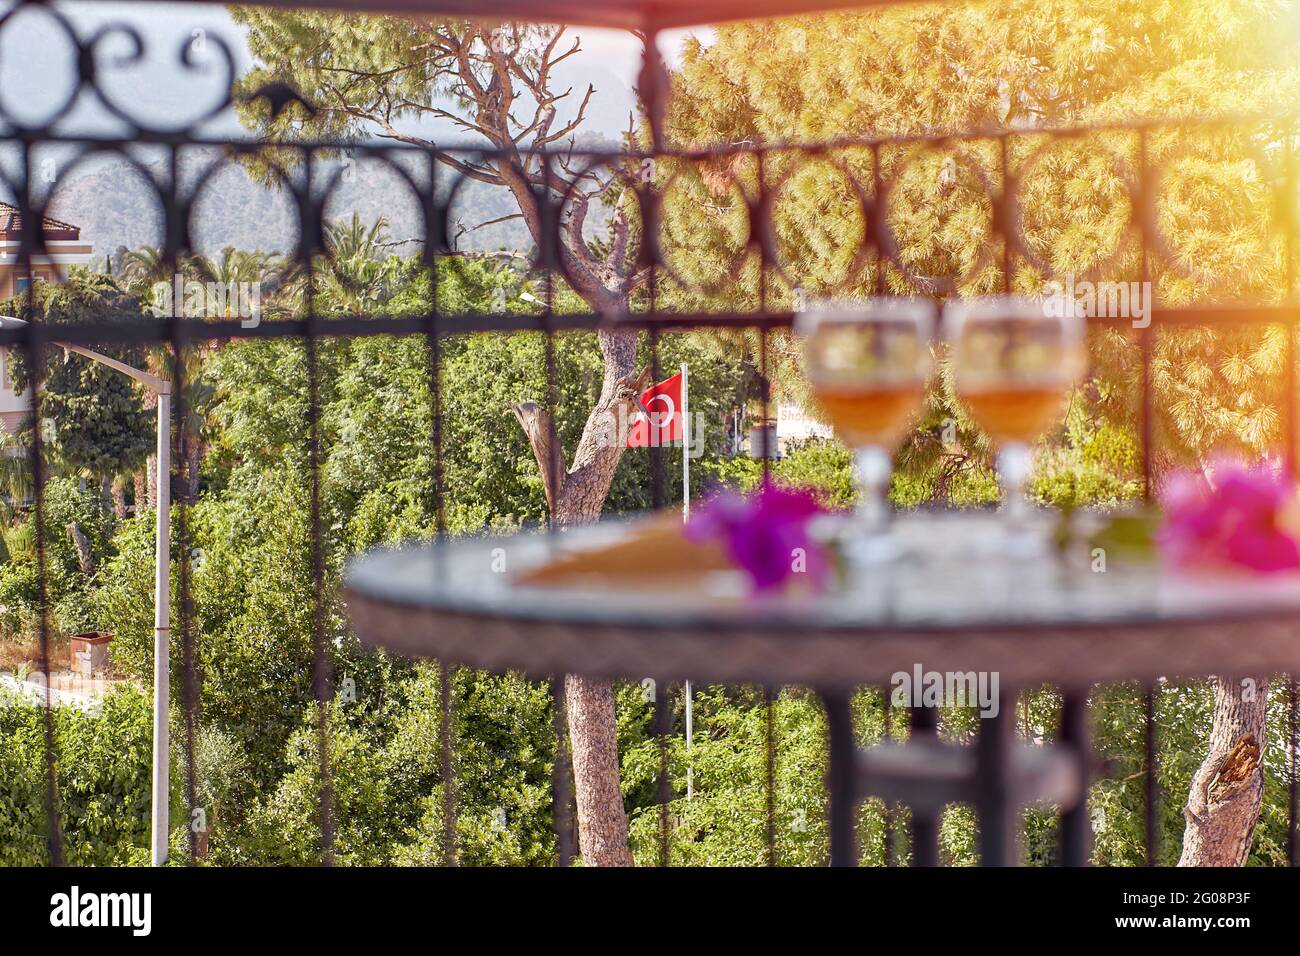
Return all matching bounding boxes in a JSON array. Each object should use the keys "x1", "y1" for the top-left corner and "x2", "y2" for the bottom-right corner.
[{"x1": 0, "y1": 203, "x2": 96, "y2": 433}]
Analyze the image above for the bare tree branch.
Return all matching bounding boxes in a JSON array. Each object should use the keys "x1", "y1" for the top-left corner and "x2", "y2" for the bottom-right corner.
[{"x1": 510, "y1": 401, "x2": 564, "y2": 512}]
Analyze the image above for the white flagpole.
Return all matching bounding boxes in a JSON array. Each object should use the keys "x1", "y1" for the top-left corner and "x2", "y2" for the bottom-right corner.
[
  {"x1": 681, "y1": 362, "x2": 690, "y2": 520},
  {"x1": 681, "y1": 363, "x2": 693, "y2": 798}
]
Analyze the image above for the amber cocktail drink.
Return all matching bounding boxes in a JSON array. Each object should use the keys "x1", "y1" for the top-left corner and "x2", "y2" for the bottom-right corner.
[
  {"x1": 796, "y1": 299, "x2": 934, "y2": 546},
  {"x1": 945, "y1": 296, "x2": 1085, "y2": 544}
]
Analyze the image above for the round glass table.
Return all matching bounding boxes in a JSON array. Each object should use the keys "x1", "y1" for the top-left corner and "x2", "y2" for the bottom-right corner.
[
  {"x1": 345, "y1": 512, "x2": 1300, "y2": 687},
  {"x1": 343, "y1": 512, "x2": 1300, "y2": 865}
]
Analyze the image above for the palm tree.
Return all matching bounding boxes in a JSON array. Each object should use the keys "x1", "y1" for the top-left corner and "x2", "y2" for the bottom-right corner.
[
  {"x1": 187, "y1": 247, "x2": 286, "y2": 310},
  {"x1": 0, "y1": 426, "x2": 33, "y2": 508},
  {"x1": 120, "y1": 245, "x2": 285, "y2": 506},
  {"x1": 119, "y1": 245, "x2": 173, "y2": 298},
  {"x1": 123, "y1": 243, "x2": 288, "y2": 317},
  {"x1": 259, "y1": 215, "x2": 407, "y2": 319},
  {"x1": 316, "y1": 214, "x2": 403, "y2": 315}
]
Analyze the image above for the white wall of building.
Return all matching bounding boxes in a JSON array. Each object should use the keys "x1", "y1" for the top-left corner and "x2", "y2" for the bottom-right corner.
[{"x1": 0, "y1": 347, "x2": 32, "y2": 432}]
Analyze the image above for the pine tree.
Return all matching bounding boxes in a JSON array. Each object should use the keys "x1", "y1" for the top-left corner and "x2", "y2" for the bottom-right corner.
[
  {"x1": 231, "y1": 15, "x2": 651, "y2": 865},
  {"x1": 668, "y1": 0, "x2": 1300, "y2": 865}
]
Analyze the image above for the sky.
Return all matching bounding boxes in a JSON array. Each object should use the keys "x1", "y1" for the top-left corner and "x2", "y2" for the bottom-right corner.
[
  {"x1": 0, "y1": 1, "x2": 708, "y2": 140},
  {"x1": 0, "y1": 1, "x2": 716, "y2": 250}
]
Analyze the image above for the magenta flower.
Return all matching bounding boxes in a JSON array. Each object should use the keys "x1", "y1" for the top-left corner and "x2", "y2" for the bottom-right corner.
[
  {"x1": 685, "y1": 478, "x2": 830, "y2": 593},
  {"x1": 1158, "y1": 459, "x2": 1300, "y2": 574}
]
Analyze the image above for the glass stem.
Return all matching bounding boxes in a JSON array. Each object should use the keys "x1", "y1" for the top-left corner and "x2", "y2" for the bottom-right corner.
[
  {"x1": 998, "y1": 441, "x2": 1032, "y2": 531},
  {"x1": 855, "y1": 444, "x2": 892, "y2": 533}
]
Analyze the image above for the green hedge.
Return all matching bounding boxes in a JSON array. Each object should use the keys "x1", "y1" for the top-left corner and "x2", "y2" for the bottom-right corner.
[{"x1": 0, "y1": 686, "x2": 151, "y2": 865}]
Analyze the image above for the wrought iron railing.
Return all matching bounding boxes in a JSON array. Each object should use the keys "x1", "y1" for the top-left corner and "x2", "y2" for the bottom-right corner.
[{"x1": 1, "y1": 0, "x2": 1297, "y2": 866}]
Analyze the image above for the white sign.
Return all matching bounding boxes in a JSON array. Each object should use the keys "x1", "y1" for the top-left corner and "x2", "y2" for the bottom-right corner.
[{"x1": 776, "y1": 402, "x2": 832, "y2": 443}]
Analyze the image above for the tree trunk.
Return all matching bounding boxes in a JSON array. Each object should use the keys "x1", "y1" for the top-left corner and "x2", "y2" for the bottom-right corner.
[
  {"x1": 133, "y1": 471, "x2": 147, "y2": 516},
  {"x1": 1178, "y1": 675, "x2": 1268, "y2": 866},
  {"x1": 111, "y1": 477, "x2": 128, "y2": 522},
  {"x1": 495, "y1": 138, "x2": 649, "y2": 865},
  {"x1": 66, "y1": 522, "x2": 96, "y2": 577},
  {"x1": 565, "y1": 674, "x2": 633, "y2": 866},
  {"x1": 182, "y1": 437, "x2": 204, "y2": 501},
  {"x1": 510, "y1": 326, "x2": 646, "y2": 866}
]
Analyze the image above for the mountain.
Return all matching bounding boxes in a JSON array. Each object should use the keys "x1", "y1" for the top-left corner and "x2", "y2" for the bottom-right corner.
[
  {"x1": 48, "y1": 154, "x2": 521, "y2": 259},
  {"x1": 47, "y1": 133, "x2": 622, "y2": 262}
]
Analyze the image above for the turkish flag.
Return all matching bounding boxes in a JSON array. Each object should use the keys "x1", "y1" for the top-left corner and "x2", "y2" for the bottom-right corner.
[{"x1": 626, "y1": 372, "x2": 684, "y2": 447}]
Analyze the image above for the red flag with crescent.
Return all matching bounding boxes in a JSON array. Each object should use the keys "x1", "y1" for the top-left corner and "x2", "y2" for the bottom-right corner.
[{"x1": 626, "y1": 372, "x2": 684, "y2": 447}]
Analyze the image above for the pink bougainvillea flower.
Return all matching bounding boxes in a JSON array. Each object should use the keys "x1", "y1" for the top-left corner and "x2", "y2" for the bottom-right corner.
[
  {"x1": 685, "y1": 478, "x2": 830, "y2": 593},
  {"x1": 1158, "y1": 459, "x2": 1300, "y2": 574}
]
